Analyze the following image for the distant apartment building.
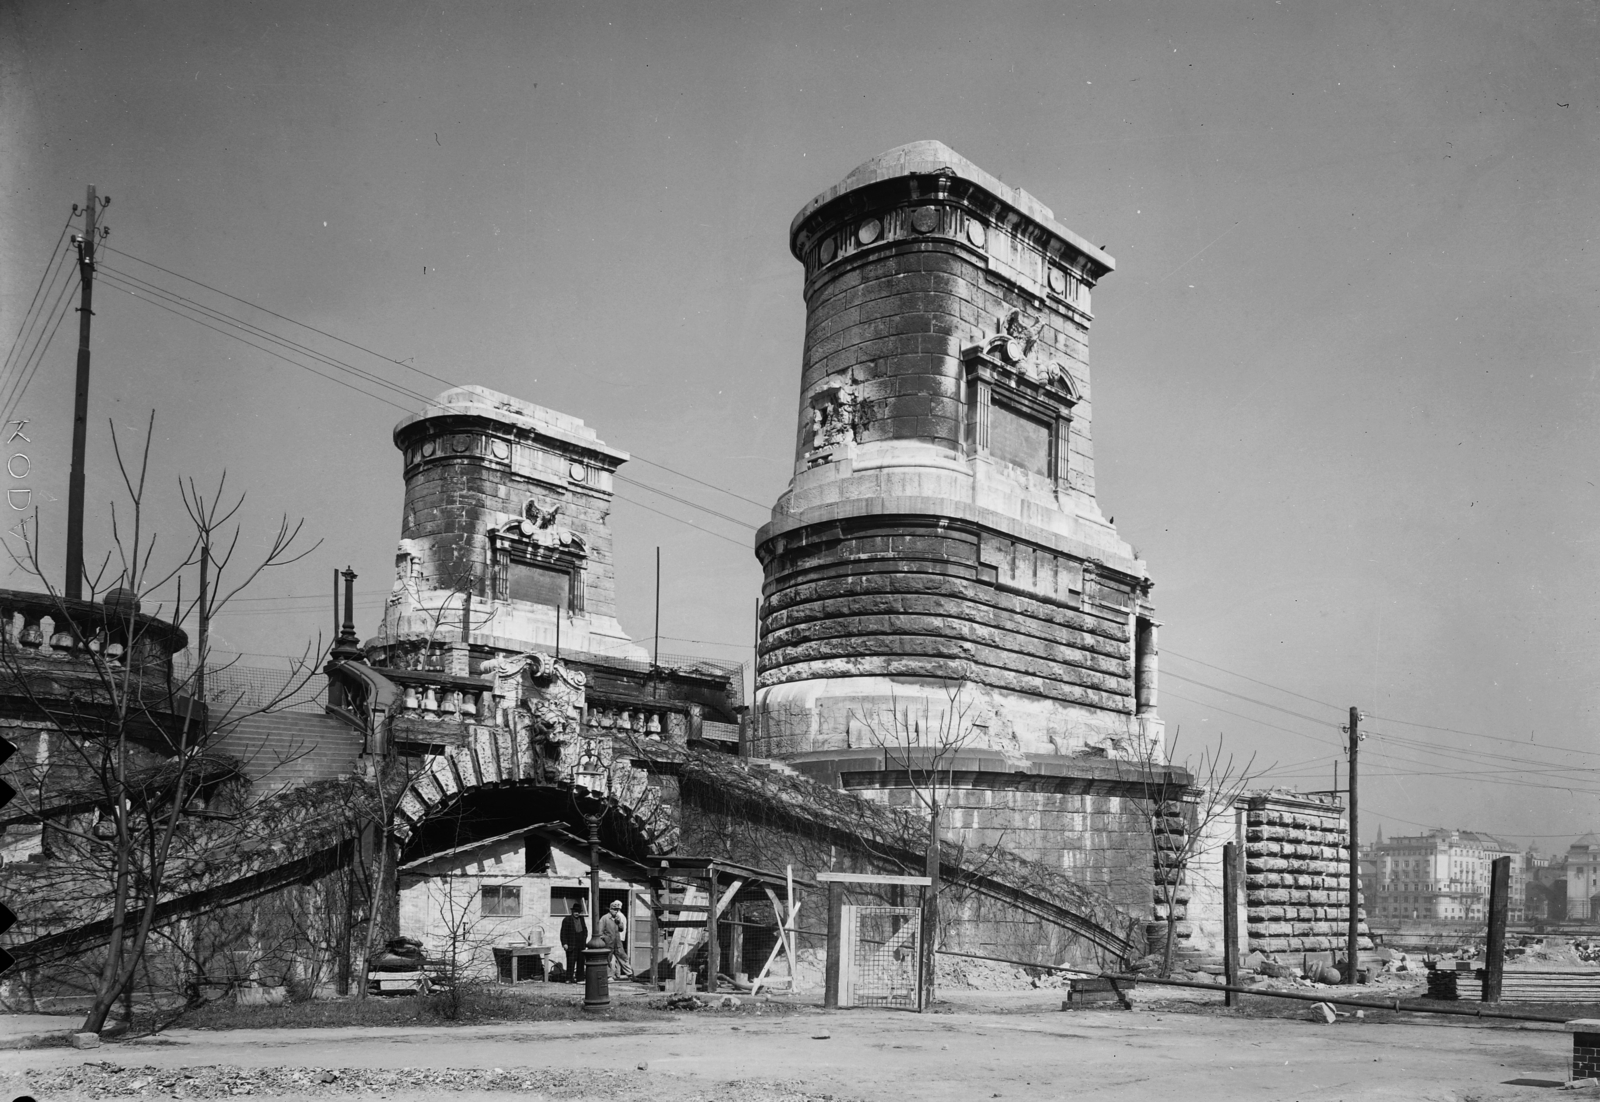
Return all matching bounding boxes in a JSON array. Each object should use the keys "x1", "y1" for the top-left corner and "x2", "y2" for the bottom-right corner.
[
  {"x1": 1525, "y1": 848, "x2": 1564, "y2": 923},
  {"x1": 1369, "y1": 829, "x2": 1525, "y2": 925},
  {"x1": 1564, "y1": 834, "x2": 1600, "y2": 920}
]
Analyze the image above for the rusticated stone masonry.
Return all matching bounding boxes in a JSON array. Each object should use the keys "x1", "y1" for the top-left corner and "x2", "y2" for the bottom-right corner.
[
  {"x1": 1148, "y1": 801, "x2": 1194, "y2": 953},
  {"x1": 1244, "y1": 793, "x2": 1371, "y2": 956}
]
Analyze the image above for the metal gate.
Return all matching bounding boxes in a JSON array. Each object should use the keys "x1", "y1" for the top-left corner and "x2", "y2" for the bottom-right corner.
[{"x1": 838, "y1": 904, "x2": 922, "y2": 1009}]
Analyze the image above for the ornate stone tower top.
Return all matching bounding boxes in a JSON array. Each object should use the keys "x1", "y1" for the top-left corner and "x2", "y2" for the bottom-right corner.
[
  {"x1": 375, "y1": 385, "x2": 647, "y2": 663},
  {"x1": 772, "y1": 139, "x2": 1128, "y2": 561},
  {"x1": 755, "y1": 141, "x2": 1160, "y2": 762}
]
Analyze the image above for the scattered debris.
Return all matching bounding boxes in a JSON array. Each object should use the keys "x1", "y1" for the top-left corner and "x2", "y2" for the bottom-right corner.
[{"x1": 10, "y1": 1064, "x2": 859, "y2": 1100}]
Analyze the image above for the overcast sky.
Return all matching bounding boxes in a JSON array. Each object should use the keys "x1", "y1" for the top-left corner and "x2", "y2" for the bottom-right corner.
[{"x1": 2, "y1": 0, "x2": 1597, "y2": 847}]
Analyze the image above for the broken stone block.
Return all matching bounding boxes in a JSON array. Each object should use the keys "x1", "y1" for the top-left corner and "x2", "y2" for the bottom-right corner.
[
  {"x1": 70, "y1": 1032, "x2": 101, "y2": 1049},
  {"x1": 1311, "y1": 1002, "x2": 1337, "y2": 1024}
]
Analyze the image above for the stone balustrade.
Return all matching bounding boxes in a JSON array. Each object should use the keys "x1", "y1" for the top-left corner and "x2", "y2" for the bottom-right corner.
[
  {"x1": 381, "y1": 669, "x2": 490, "y2": 723},
  {"x1": 0, "y1": 587, "x2": 186, "y2": 677},
  {"x1": 582, "y1": 704, "x2": 670, "y2": 738}
]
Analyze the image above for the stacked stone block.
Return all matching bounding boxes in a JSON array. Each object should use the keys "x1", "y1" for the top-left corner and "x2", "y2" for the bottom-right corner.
[
  {"x1": 1148, "y1": 801, "x2": 1194, "y2": 951},
  {"x1": 1243, "y1": 794, "x2": 1371, "y2": 955}
]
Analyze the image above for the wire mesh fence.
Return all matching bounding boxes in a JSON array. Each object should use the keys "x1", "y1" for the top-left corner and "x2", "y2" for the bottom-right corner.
[
  {"x1": 171, "y1": 656, "x2": 328, "y2": 714},
  {"x1": 843, "y1": 905, "x2": 922, "y2": 1010}
]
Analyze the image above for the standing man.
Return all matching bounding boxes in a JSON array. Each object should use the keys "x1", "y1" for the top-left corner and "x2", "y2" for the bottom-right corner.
[
  {"x1": 559, "y1": 899, "x2": 587, "y2": 984},
  {"x1": 600, "y1": 899, "x2": 629, "y2": 978}
]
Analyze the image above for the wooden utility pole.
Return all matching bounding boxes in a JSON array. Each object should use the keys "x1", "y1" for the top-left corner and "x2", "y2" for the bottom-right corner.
[
  {"x1": 1345, "y1": 705, "x2": 1361, "y2": 984},
  {"x1": 66, "y1": 186, "x2": 106, "y2": 599},
  {"x1": 653, "y1": 546, "x2": 660, "y2": 667},
  {"x1": 1484, "y1": 855, "x2": 1511, "y2": 1003}
]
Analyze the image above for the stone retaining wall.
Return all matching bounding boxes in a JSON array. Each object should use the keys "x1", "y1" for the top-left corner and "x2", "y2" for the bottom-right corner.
[{"x1": 1243, "y1": 793, "x2": 1371, "y2": 955}]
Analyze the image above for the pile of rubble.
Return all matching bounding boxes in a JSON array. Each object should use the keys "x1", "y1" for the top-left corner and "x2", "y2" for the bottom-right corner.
[
  {"x1": 11, "y1": 1063, "x2": 856, "y2": 1101},
  {"x1": 934, "y1": 955, "x2": 1076, "y2": 991}
]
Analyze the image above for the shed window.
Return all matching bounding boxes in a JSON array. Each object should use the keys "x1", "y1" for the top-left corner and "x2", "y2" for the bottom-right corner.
[{"x1": 481, "y1": 885, "x2": 522, "y2": 917}]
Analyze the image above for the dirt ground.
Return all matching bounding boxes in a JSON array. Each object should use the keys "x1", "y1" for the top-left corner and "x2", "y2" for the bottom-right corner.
[{"x1": 0, "y1": 988, "x2": 1585, "y2": 1102}]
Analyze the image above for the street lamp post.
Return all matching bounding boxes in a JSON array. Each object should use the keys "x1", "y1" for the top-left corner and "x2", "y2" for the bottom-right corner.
[{"x1": 575, "y1": 745, "x2": 610, "y2": 1012}]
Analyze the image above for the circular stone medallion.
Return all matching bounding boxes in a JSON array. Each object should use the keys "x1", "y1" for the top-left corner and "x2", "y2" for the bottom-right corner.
[
  {"x1": 909, "y1": 206, "x2": 938, "y2": 234},
  {"x1": 858, "y1": 218, "x2": 881, "y2": 245},
  {"x1": 967, "y1": 220, "x2": 987, "y2": 247},
  {"x1": 420, "y1": 439, "x2": 436, "y2": 458},
  {"x1": 819, "y1": 238, "x2": 836, "y2": 263},
  {"x1": 490, "y1": 440, "x2": 510, "y2": 461},
  {"x1": 452, "y1": 436, "x2": 470, "y2": 453},
  {"x1": 569, "y1": 462, "x2": 587, "y2": 482},
  {"x1": 1048, "y1": 267, "x2": 1068, "y2": 294}
]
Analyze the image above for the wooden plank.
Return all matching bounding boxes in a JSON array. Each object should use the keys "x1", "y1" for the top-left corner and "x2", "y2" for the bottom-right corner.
[
  {"x1": 663, "y1": 886, "x2": 708, "y2": 966},
  {"x1": 1222, "y1": 842, "x2": 1239, "y2": 1009},
  {"x1": 706, "y1": 861, "x2": 719, "y2": 995},
  {"x1": 824, "y1": 882, "x2": 842, "y2": 1009},
  {"x1": 648, "y1": 880, "x2": 661, "y2": 992},
  {"x1": 815, "y1": 872, "x2": 932, "y2": 886}
]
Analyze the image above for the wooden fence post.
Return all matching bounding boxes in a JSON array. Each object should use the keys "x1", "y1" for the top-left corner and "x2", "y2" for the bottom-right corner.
[
  {"x1": 824, "y1": 882, "x2": 843, "y2": 1010},
  {"x1": 1484, "y1": 855, "x2": 1510, "y2": 1003},
  {"x1": 1223, "y1": 841, "x2": 1239, "y2": 1008}
]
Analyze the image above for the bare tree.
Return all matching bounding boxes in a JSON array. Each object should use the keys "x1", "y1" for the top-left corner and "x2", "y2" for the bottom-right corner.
[
  {"x1": 1120, "y1": 729, "x2": 1258, "y2": 977},
  {"x1": 0, "y1": 414, "x2": 321, "y2": 1034},
  {"x1": 847, "y1": 680, "x2": 989, "y2": 1007}
]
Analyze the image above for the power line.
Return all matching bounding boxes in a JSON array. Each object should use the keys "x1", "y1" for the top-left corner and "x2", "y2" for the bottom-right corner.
[
  {"x1": 612, "y1": 489, "x2": 752, "y2": 549},
  {"x1": 1163, "y1": 672, "x2": 1600, "y2": 796},
  {"x1": 99, "y1": 268, "x2": 429, "y2": 408},
  {"x1": 0, "y1": 218, "x2": 74, "y2": 383},
  {"x1": 110, "y1": 244, "x2": 783, "y2": 519},
  {"x1": 629, "y1": 454, "x2": 773, "y2": 512},
  {"x1": 0, "y1": 269, "x2": 79, "y2": 430},
  {"x1": 1163, "y1": 648, "x2": 1344, "y2": 712},
  {"x1": 1165, "y1": 646, "x2": 1600, "y2": 764},
  {"x1": 1160, "y1": 686, "x2": 1340, "y2": 747},
  {"x1": 615, "y1": 473, "x2": 759, "y2": 531},
  {"x1": 101, "y1": 264, "x2": 435, "y2": 405},
  {"x1": 1162, "y1": 669, "x2": 1342, "y2": 729},
  {"x1": 99, "y1": 276, "x2": 414, "y2": 412},
  {"x1": 102, "y1": 243, "x2": 459, "y2": 390}
]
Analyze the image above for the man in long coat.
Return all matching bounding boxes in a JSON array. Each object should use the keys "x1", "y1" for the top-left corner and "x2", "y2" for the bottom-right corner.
[{"x1": 559, "y1": 900, "x2": 588, "y2": 984}]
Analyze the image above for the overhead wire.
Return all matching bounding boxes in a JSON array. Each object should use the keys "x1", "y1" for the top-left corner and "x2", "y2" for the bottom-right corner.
[
  {"x1": 113, "y1": 255, "x2": 760, "y2": 544},
  {"x1": 1165, "y1": 647, "x2": 1600, "y2": 763},
  {"x1": 97, "y1": 275, "x2": 414, "y2": 412},
  {"x1": 1163, "y1": 647, "x2": 1344, "y2": 711},
  {"x1": 0, "y1": 218, "x2": 75, "y2": 384},
  {"x1": 98, "y1": 268, "x2": 426, "y2": 409},
  {"x1": 614, "y1": 473, "x2": 759, "y2": 531},
  {"x1": 100, "y1": 264, "x2": 435, "y2": 404},
  {"x1": 105, "y1": 244, "x2": 779, "y2": 519},
  {"x1": 629, "y1": 454, "x2": 773, "y2": 512},
  {"x1": 1161, "y1": 660, "x2": 1600, "y2": 812},
  {"x1": 0, "y1": 267, "x2": 79, "y2": 430},
  {"x1": 103, "y1": 243, "x2": 458, "y2": 391},
  {"x1": 612, "y1": 489, "x2": 752, "y2": 549}
]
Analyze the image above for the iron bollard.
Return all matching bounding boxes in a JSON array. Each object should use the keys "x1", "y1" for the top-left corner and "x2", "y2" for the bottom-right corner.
[{"x1": 583, "y1": 934, "x2": 611, "y2": 1011}]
